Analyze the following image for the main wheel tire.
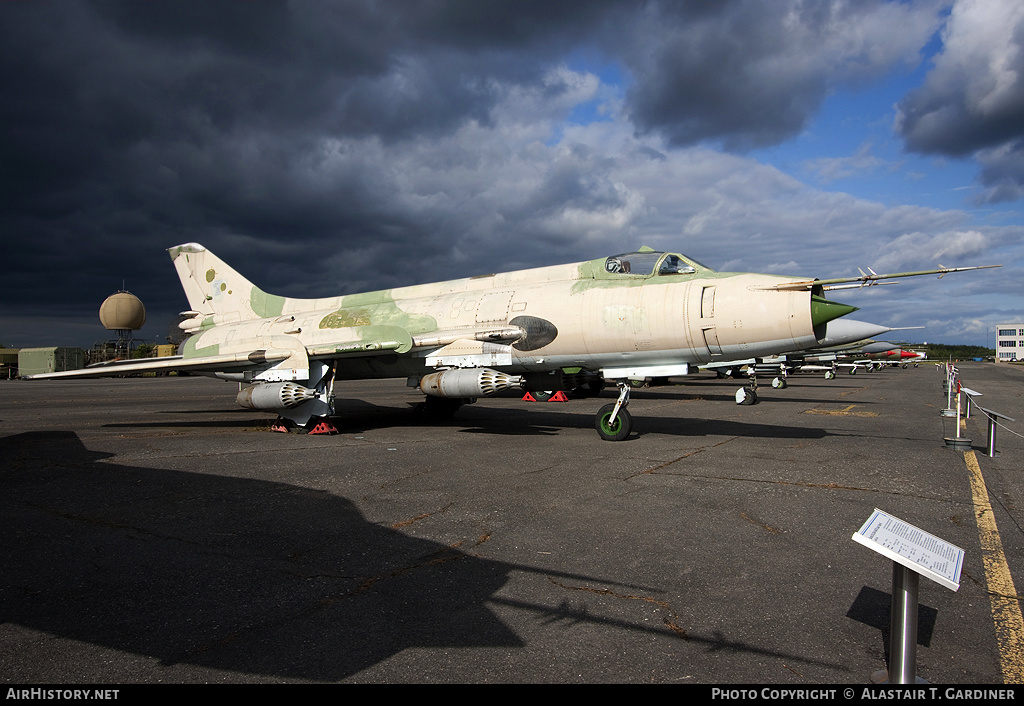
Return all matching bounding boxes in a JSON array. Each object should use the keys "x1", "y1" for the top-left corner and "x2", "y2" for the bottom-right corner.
[
  {"x1": 595, "y1": 404, "x2": 632, "y2": 441},
  {"x1": 735, "y1": 387, "x2": 758, "y2": 405}
]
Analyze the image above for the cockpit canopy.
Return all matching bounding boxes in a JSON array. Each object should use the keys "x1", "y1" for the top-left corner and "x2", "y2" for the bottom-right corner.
[{"x1": 603, "y1": 250, "x2": 710, "y2": 276}]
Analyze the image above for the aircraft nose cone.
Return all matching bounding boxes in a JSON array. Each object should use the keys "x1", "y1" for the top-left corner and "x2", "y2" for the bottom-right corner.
[{"x1": 810, "y1": 295, "x2": 859, "y2": 328}]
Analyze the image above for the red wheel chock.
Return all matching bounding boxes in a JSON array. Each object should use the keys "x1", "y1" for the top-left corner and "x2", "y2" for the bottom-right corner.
[
  {"x1": 521, "y1": 391, "x2": 569, "y2": 402},
  {"x1": 307, "y1": 418, "x2": 339, "y2": 435}
]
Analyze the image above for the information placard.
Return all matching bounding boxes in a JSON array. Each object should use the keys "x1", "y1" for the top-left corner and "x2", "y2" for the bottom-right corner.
[{"x1": 852, "y1": 508, "x2": 964, "y2": 591}]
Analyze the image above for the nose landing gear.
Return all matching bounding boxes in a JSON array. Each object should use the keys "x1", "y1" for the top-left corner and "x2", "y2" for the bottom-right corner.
[{"x1": 595, "y1": 382, "x2": 633, "y2": 441}]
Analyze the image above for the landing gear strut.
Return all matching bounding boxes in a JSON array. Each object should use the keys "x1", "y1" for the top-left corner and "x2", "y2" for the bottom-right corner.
[
  {"x1": 735, "y1": 365, "x2": 761, "y2": 405},
  {"x1": 595, "y1": 383, "x2": 632, "y2": 441}
]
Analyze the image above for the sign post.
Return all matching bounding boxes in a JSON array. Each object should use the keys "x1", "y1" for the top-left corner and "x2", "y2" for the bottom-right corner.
[{"x1": 852, "y1": 509, "x2": 964, "y2": 684}]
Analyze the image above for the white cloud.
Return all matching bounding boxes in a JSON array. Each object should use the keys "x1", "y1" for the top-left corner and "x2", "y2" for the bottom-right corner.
[
  {"x1": 802, "y1": 141, "x2": 890, "y2": 183},
  {"x1": 870, "y1": 230, "x2": 990, "y2": 271}
]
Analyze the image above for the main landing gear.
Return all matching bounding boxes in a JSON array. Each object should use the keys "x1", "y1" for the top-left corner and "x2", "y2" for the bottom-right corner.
[
  {"x1": 269, "y1": 414, "x2": 339, "y2": 434},
  {"x1": 735, "y1": 385, "x2": 758, "y2": 405},
  {"x1": 733, "y1": 362, "x2": 789, "y2": 405}
]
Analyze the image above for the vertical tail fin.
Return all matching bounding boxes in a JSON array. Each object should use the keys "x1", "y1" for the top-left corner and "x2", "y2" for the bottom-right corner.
[{"x1": 168, "y1": 243, "x2": 285, "y2": 321}]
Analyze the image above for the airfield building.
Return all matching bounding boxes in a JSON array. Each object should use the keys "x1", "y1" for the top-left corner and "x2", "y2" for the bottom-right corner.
[
  {"x1": 1, "y1": 348, "x2": 19, "y2": 379},
  {"x1": 996, "y1": 323, "x2": 1024, "y2": 362},
  {"x1": 18, "y1": 347, "x2": 85, "y2": 377}
]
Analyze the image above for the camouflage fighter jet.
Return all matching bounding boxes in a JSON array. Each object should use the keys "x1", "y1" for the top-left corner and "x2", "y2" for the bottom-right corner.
[{"x1": 30, "y1": 244, "x2": 998, "y2": 440}]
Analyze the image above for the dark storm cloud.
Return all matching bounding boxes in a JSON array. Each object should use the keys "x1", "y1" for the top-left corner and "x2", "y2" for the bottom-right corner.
[
  {"x1": 1, "y1": 0, "x2": 633, "y2": 340},
  {"x1": 615, "y1": 0, "x2": 940, "y2": 150},
  {"x1": 87, "y1": 0, "x2": 621, "y2": 141},
  {"x1": 895, "y1": 2, "x2": 1024, "y2": 156},
  {"x1": 619, "y1": 1, "x2": 824, "y2": 149},
  {"x1": 894, "y1": 0, "x2": 1024, "y2": 203},
  {"x1": 976, "y1": 140, "x2": 1024, "y2": 203},
  {"x1": 0, "y1": 1, "x2": 606, "y2": 320},
  {"x1": 0, "y1": 0, "x2": 1000, "y2": 348}
]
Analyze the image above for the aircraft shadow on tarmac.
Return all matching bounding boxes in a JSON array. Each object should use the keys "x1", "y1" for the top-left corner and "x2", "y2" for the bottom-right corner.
[
  {"x1": 332, "y1": 400, "x2": 838, "y2": 441},
  {"x1": 628, "y1": 390, "x2": 881, "y2": 407},
  {"x1": 1, "y1": 431, "x2": 844, "y2": 680},
  {"x1": 451, "y1": 407, "x2": 835, "y2": 442},
  {"x1": 0, "y1": 431, "x2": 525, "y2": 680},
  {"x1": 98, "y1": 397, "x2": 838, "y2": 442}
]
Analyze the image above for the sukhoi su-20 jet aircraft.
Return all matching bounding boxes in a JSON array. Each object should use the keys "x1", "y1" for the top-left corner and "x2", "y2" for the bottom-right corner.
[{"x1": 31, "y1": 244, "x2": 998, "y2": 440}]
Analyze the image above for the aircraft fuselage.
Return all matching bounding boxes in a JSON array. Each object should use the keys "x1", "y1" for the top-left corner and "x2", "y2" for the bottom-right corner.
[{"x1": 177, "y1": 248, "x2": 841, "y2": 383}]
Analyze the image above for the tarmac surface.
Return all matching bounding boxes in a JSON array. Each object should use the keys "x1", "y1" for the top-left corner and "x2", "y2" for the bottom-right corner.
[{"x1": 1, "y1": 361, "x2": 1022, "y2": 684}]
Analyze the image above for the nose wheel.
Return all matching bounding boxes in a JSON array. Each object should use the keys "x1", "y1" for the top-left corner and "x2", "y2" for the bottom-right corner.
[{"x1": 595, "y1": 383, "x2": 632, "y2": 441}]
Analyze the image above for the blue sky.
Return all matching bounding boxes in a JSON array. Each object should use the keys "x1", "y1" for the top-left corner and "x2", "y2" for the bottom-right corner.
[
  {"x1": 1, "y1": 0, "x2": 1022, "y2": 349},
  {"x1": 765, "y1": 81, "x2": 983, "y2": 211}
]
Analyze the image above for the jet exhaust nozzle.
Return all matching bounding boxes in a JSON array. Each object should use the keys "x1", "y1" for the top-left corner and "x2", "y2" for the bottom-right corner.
[
  {"x1": 420, "y1": 368, "x2": 524, "y2": 399},
  {"x1": 237, "y1": 381, "x2": 317, "y2": 410}
]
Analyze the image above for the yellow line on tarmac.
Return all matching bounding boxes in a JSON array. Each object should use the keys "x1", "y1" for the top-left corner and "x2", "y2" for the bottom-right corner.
[{"x1": 964, "y1": 449, "x2": 1024, "y2": 682}]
